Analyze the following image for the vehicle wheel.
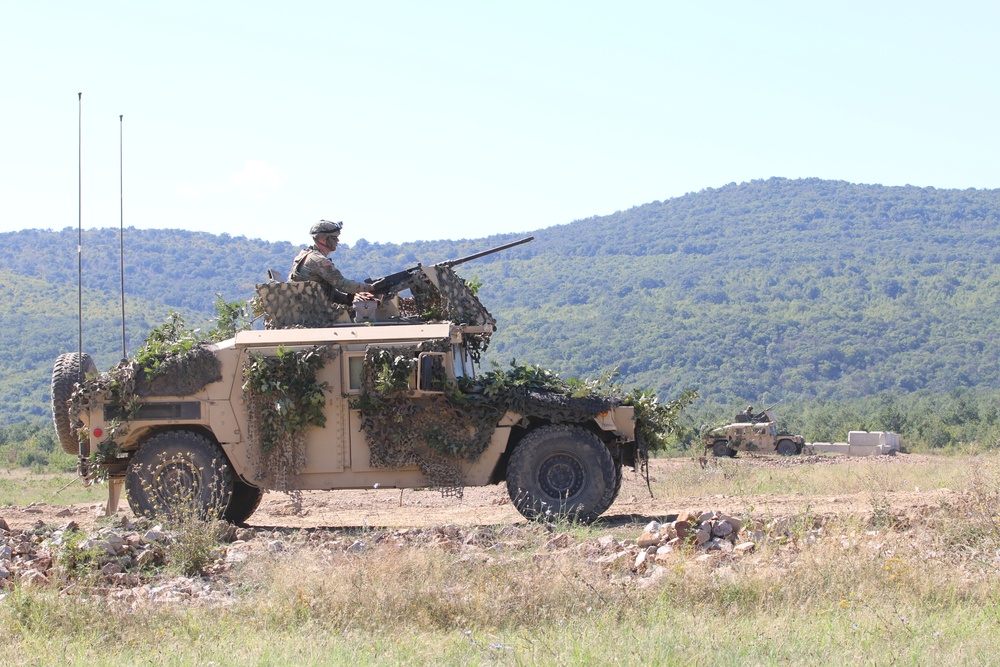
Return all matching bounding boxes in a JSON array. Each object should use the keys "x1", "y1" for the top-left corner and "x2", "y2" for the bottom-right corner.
[
  {"x1": 506, "y1": 425, "x2": 618, "y2": 524},
  {"x1": 712, "y1": 440, "x2": 735, "y2": 458},
  {"x1": 225, "y1": 477, "x2": 264, "y2": 525},
  {"x1": 776, "y1": 439, "x2": 797, "y2": 456},
  {"x1": 51, "y1": 352, "x2": 98, "y2": 455},
  {"x1": 126, "y1": 430, "x2": 233, "y2": 521}
]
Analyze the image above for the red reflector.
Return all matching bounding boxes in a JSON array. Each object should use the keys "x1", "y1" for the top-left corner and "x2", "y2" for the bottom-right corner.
[{"x1": 92, "y1": 428, "x2": 103, "y2": 438}]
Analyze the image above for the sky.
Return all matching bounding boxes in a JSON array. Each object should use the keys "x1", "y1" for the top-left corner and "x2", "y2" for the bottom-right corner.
[{"x1": 2, "y1": 2, "x2": 998, "y2": 246}]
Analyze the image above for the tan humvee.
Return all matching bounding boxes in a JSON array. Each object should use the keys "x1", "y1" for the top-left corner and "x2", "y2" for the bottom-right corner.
[
  {"x1": 704, "y1": 409, "x2": 804, "y2": 457},
  {"x1": 53, "y1": 264, "x2": 635, "y2": 525}
]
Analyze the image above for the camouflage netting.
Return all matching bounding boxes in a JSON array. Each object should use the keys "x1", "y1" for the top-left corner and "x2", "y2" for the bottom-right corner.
[
  {"x1": 501, "y1": 389, "x2": 615, "y2": 424},
  {"x1": 354, "y1": 345, "x2": 617, "y2": 496},
  {"x1": 242, "y1": 346, "x2": 331, "y2": 491},
  {"x1": 255, "y1": 280, "x2": 348, "y2": 329},
  {"x1": 133, "y1": 345, "x2": 222, "y2": 396},
  {"x1": 409, "y1": 266, "x2": 495, "y2": 360},
  {"x1": 356, "y1": 344, "x2": 505, "y2": 497}
]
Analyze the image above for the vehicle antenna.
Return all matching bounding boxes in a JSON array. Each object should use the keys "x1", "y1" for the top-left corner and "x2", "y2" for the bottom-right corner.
[
  {"x1": 77, "y1": 92, "x2": 83, "y2": 380},
  {"x1": 118, "y1": 114, "x2": 127, "y2": 359},
  {"x1": 77, "y1": 92, "x2": 85, "y2": 461}
]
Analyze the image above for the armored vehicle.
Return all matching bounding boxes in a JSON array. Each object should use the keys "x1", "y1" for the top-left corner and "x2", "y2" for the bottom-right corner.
[
  {"x1": 52, "y1": 247, "x2": 636, "y2": 525},
  {"x1": 704, "y1": 408, "x2": 804, "y2": 457}
]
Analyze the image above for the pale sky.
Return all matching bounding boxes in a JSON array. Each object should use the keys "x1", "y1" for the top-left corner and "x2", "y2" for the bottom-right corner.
[{"x1": 2, "y1": 2, "x2": 998, "y2": 246}]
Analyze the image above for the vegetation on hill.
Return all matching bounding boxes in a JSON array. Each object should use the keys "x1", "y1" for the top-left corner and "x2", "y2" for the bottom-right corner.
[{"x1": 5, "y1": 177, "x2": 1000, "y2": 450}]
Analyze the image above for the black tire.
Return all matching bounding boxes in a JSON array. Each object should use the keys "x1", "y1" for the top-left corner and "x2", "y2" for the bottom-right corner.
[
  {"x1": 126, "y1": 430, "x2": 234, "y2": 521},
  {"x1": 712, "y1": 440, "x2": 735, "y2": 458},
  {"x1": 776, "y1": 439, "x2": 797, "y2": 456},
  {"x1": 506, "y1": 425, "x2": 618, "y2": 524},
  {"x1": 51, "y1": 352, "x2": 98, "y2": 455},
  {"x1": 225, "y1": 477, "x2": 264, "y2": 525}
]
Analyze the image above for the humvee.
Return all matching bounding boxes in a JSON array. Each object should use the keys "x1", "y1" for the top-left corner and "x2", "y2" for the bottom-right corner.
[
  {"x1": 704, "y1": 408, "x2": 804, "y2": 457},
  {"x1": 52, "y1": 255, "x2": 636, "y2": 525}
]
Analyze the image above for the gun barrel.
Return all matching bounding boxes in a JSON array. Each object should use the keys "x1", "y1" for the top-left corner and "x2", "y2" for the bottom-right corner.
[{"x1": 439, "y1": 236, "x2": 534, "y2": 268}]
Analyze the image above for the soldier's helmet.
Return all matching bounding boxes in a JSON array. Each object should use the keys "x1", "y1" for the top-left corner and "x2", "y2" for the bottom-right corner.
[{"x1": 310, "y1": 220, "x2": 343, "y2": 236}]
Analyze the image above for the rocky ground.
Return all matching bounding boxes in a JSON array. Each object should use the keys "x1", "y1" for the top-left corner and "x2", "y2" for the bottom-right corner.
[{"x1": 0, "y1": 453, "x2": 959, "y2": 603}]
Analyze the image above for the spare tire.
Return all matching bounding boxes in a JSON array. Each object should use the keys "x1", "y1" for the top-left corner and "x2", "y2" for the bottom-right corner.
[{"x1": 51, "y1": 352, "x2": 97, "y2": 455}]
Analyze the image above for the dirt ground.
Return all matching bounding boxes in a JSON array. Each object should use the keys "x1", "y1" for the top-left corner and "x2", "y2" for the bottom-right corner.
[{"x1": 3, "y1": 453, "x2": 954, "y2": 532}]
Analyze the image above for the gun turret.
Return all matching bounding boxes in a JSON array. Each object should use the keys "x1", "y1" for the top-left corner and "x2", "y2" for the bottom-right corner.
[{"x1": 367, "y1": 236, "x2": 534, "y2": 296}]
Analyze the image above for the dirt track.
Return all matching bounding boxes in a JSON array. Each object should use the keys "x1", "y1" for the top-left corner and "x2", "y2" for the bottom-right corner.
[{"x1": 2, "y1": 453, "x2": 956, "y2": 532}]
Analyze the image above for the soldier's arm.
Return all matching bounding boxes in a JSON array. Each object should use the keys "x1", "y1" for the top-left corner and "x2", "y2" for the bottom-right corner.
[{"x1": 316, "y1": 258, "x2": 369, "y2": 294}]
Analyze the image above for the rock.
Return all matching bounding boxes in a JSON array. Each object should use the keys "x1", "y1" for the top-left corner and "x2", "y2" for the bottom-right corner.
[
  {"x1": 643, "y1": 520, "x2": 661, "y2": 534},
  {"x1": 20, "y1": 569, "x2": 49, "y2": 587},
  {"x1": 734, "y1": 542, "x2": 756, "y2": 554},
  {"x1": 103, "y1": 534, "x2": 127, "y2": 556},
  {"x1": 654, "y1": 545, "x2": 674, "y2": 563},
  {"x1": 55, "y1": 509, "x2": 73, "y2": 518},
  {"x1": 235, "y1": 528, "x2": 256, "y2": 542},
  {"x1": 0, "y1": 518, "x2": 8, "y2": 531},
  {"x1": 0, "y1": 545, "x2": 11, "y2": 561},
  {"x1": 637, "y1": 565, "x2": 668, "y2": 590},
  {"x1": 0, "y1": 567, "x2": 9, "y2": 580},
  {"x1": 136, "y1": 549, "x2": 157, "y2": 567},
  {"x1": 22, "y1": 507, "x2": 43, "y2": 514},
  {"x1": 60, "y1": 520, "x2": 80, "y2": 533},
  {"x1": 109, "y1": 572, "x2": 141, "y2": 586},
  {"x1": 637, "y1": 532, "x2": 660, "y2": 549},
  {"x1": 720, "y1": 515, "x2": 742, "y2": 532},
  {"x1": 673, "y1": 520, "x2": 693, "y2": 540},
  {"x1": 545, "y1": 533, "x2": 572, "y2": 550},
  {"x1": 597, "y1": 535, "x2": 617, "y2": 550},
  {"x1": 595, "y1": 551, "x2": 630, "y2": 566},
  {"x1": 712, "y1": 522, "x2": 734, "y2": 538},
  {"x1": 676, "y1": 510, "x2": 696, "y2": 523},
  {"x1": 693, "y1": 529, "x2": 710, "y2": 545},
  {"x1": 101, "y1": 562, "x2": 123, "y2": 576},
  {"x1": 268, "y1": 540, "x2": 288, "y2": 553},
  {"x1": 699, "y1": 511, "x2": 717, "y2": 522},
  {"x1": 693, "y1": 554, "x2": 713, "y2": 564},
  {"x1": 634, "y1": 550, "x2": 648, "y2": 570},
  {"x1": 143, "y1": 528, "x2": 168, "y2": 543},
  {"x1": 225, "y1": 550, "x2": 249, "y2": 565}
]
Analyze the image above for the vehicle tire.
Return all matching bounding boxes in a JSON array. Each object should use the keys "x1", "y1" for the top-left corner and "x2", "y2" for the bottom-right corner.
[
  {"x1": 51, "y1": 352, "x2": 98, "y2": 455},
  {"x1": 125, "y1": 430, "x2": 233, "y2": 521},
  {"x1": 506, "y1": 425, "x2": 618, "y2": 524},
  {"x1": 225, "y1": 477, "x2": 264, "y2": 525},
  {"x1": 776, "y1": 439, "x2": 797, "y2": 456},
  {"x1": 712, "y1": 440, "x2": 735, "y2": 458}
]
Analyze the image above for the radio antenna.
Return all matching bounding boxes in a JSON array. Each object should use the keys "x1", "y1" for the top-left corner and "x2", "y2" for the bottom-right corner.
[
  {"x1": 118, "y1": 114, "x2": 127, "y2": 359},
  {"x1": 77, "y1": 92, "x2": 83, "y2": 373}
]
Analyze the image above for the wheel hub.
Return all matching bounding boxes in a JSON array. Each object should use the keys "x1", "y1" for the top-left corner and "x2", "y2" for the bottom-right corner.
[
  {"x1": 538, "y1": 453, "x2": 584, "y2": 500},
  {"x1": 154, "y1": 458, "x2": 202, "y2": 509}
]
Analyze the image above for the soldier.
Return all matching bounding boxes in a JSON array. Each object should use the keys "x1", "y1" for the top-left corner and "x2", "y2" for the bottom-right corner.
[{"x1": 289, "y1": 220, "x2": 375, "y2": 305}]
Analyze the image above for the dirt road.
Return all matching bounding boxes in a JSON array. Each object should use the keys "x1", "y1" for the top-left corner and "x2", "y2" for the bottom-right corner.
[{"x1": 2, "y1": 453, "x2": 955, "y2": 532}]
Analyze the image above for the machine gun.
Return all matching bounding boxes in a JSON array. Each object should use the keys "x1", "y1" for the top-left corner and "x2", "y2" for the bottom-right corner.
[{"x1": 366, "y1": 236, "x2": 534, "y2": 296}]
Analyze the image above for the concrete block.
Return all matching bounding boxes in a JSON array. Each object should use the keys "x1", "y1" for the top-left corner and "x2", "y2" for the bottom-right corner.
[{"x1": 809, "y1": 442, "x2": 850, "y2": 455}]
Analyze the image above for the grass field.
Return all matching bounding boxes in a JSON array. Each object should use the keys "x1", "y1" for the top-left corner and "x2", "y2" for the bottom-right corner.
[{"x1": 1, "y1": 454, "x2": 999, "y2": 665}]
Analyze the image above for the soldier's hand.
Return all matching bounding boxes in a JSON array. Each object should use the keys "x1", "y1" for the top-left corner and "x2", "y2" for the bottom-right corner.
[{"x1": 353, "y1": 291, "x2": 377, "y2": 302}]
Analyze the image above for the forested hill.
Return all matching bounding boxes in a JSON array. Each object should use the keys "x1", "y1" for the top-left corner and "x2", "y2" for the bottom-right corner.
[{"x1": 4, "y1": 177, "x2": 1000, "y2": 423}]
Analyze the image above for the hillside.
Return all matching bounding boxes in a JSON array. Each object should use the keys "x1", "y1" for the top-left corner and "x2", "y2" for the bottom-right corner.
[{"x1": 3, "y1": 177, "x2": 1000, "y2": 424}]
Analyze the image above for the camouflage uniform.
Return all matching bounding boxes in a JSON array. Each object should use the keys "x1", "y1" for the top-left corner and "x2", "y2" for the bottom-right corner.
[{"x1": 289, "y1": 245, "x2": 369, "y2": 304}]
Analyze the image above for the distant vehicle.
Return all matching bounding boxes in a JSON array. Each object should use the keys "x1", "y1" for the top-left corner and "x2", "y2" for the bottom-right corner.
[{"x1": 704, "y1": 407, "x2": 804, "y2": 457}]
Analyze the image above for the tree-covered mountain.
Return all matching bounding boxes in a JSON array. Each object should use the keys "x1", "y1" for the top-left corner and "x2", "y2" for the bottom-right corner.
[{"x1": 4, "y1": 177, "x2": 1000, "y2": 427}]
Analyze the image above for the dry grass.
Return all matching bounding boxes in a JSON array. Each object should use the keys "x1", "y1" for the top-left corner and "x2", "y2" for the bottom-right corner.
[{"x1": 3, "y1": 454, "x2": 1000, "y2": 664}]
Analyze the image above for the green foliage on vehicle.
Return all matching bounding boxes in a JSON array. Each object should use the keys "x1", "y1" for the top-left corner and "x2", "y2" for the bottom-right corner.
[{"x1": 242, "y1": 346, "x2": 329, "y2": 456}]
